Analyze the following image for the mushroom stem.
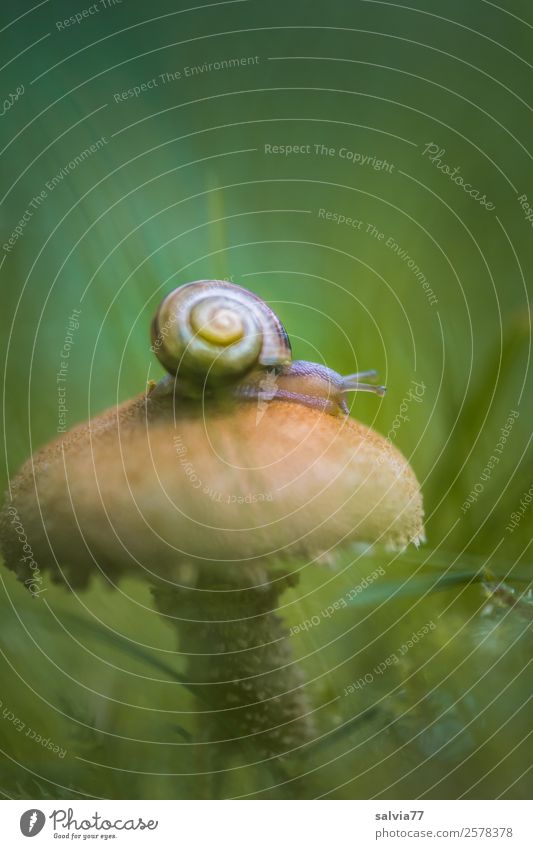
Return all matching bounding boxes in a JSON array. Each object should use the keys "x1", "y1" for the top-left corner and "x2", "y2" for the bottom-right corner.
[{"x1": 151, "y1": 565, "x2": 315, "y2": 779}]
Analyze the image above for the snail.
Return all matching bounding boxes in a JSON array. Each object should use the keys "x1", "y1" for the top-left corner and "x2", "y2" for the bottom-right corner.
[
  {"x1": 150, "y1": 279, "x2": 385, "y2": 414},
  {"x1": 0, "y1": 279, "x2": 424, "y2": 785}
]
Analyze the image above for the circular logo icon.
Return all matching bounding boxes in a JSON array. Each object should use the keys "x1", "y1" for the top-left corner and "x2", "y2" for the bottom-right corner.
[{"x1": 20, "y1": 810, "x2": 46, "y2": 837}]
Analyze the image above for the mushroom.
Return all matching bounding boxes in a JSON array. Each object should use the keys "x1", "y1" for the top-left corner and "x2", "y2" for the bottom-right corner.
[{"x1": 0, "y1": 280, "x2": 424, "y2": 767}]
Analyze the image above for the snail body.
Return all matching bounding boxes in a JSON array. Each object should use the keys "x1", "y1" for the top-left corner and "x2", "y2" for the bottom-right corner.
[
  {"x1": 151, "y1": 280, "x2": 385, "y2": 412},
  {"x1": 151, "y1": 280, "x2": 291, "y2": 386}
]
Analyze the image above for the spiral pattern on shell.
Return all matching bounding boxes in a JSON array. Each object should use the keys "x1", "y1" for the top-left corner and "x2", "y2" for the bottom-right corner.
[{"x1": 151, "y1": 280, "x2": 292, "y2": 383}]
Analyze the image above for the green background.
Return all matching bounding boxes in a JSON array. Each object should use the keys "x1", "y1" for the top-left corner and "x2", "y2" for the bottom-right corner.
[{"x1": 0, "y1": 0, "x2": 531, "y2": 799}]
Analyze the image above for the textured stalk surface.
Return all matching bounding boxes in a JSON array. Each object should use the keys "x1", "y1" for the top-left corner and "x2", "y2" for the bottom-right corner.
[{"x1": 152, "y1": 566, "x2": 315, "y2": 763}]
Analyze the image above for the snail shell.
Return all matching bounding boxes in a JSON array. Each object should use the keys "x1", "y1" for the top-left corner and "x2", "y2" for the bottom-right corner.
[{"x1": 151, "y1": 280, "x2": 291, "y2": 384}]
